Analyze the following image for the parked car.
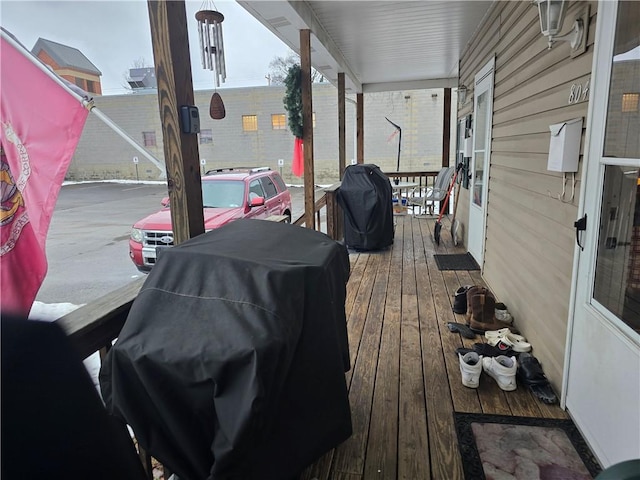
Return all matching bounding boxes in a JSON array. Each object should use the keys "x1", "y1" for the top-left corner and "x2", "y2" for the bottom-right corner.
[{"x1": 129, "y1": 167, "x2": 292, "y2": 271}]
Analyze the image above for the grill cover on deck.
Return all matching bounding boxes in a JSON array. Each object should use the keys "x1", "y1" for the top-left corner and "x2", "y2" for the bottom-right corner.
[
  {"x1": 100, "y1": 220, "x2": 352, "y2": 480},
  {"x1": 337, "y1": 163, "x2": 394, "y2": 251}
]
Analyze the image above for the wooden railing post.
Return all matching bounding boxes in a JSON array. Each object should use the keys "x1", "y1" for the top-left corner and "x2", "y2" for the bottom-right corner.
[{"x1": 325, "y1": 184, "x2": 342, "y2": 241}]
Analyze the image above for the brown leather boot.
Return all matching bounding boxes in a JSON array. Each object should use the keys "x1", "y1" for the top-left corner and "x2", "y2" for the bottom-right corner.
[
  {"x1": 465, "y1": 286, "x2": 492, "y2": 324},
  {"x1": 469, "y1": 293, "x2": 507, "y2": 333}
]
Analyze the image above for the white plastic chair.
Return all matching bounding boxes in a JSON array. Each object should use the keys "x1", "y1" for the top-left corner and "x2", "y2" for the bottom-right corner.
[{"x1": 408, "y1": 166, "x2": 455, "y2": 215}]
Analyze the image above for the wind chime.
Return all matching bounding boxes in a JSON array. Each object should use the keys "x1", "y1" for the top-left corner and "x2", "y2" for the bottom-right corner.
[{"x1": 195, "y1": 3, "x2": 226, "y2": 119}]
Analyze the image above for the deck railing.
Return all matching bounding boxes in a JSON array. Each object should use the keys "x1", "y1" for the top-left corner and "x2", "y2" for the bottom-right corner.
[
  {"x1": 384, "y1": 169, "x2": 445, "y2": 214},
  {"x1": 293, "y1": 183, "x2": 343, "y2": 241},
  {"x1": 384, "y1": 169, "x2": 440, "y2": 188}
]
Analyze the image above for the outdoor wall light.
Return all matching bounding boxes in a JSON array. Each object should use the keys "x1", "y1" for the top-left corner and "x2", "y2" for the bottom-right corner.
[
  {"x1": 534, "y1": 0, "x2": 584, "y2": 51},
  {"x1": 458, "y1": 85, "x2": 468, "y2": 105}
]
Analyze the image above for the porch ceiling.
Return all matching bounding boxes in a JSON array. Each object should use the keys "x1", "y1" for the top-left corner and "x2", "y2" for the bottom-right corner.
[{"x1": 238, "y1": 1, "x2": 493, "y2": 93}]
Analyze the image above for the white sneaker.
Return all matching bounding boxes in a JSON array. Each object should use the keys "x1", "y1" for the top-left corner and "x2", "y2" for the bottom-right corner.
[
  {"x1": 482, "y1": 355, "x2": 517, "y2": 391},
  {"x1": 459, "y1": 352, "x2": 483, "y2": 388}
]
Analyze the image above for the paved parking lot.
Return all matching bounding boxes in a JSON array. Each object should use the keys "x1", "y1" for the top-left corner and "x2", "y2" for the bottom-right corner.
[{"x1": 36, "y1": 182, "x2": 306, "y2": 307}]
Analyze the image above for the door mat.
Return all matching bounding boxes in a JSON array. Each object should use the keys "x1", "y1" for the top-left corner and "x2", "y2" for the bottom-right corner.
[
  {"x1": 454, "y1": 412, "x2": 601, "y2": 480},
  {"x1": 434, "y1": 253, "x2": 479, "y2": 271}
]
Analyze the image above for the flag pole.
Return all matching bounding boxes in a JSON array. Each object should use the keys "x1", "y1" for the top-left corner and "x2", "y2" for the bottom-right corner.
[{"x1": 1, "y1": 29, "x2": 166, "y2": 179}]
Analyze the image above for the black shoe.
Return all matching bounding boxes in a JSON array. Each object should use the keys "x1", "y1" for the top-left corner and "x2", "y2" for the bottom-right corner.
[
  {"x1": 473, "y1": 342, "x2": 515, "y2": 357},
  {"x1": 517, "y1": 353, "x2": 557, "y2": 404},
  {"x1": 447, "y1": 322, "x2": 476, "y2": 339},
  {"x1": 453, "y1": 285, "x2": 472, "y2": 314}
]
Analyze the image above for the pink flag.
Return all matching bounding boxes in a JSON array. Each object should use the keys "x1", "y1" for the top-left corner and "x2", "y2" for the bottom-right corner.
[{"x1": 1, "y1": 33, "x2": 89, "y2": 315}]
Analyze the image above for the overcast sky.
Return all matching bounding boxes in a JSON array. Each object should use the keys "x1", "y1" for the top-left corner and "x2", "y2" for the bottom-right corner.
[{"x1": 1, "y1": 0, "x2": 292, "y2": 95}]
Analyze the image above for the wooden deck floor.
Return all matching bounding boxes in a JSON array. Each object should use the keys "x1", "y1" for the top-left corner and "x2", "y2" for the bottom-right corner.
[{"x1": 301, "y1": 213, "x2": 567, "y2": 480}]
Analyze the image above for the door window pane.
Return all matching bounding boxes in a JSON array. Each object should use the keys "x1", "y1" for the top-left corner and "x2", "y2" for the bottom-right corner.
[
  {"x1": 593, "y1": 166, "x2": 640, "y2": 334},
  {"x1": 475, "y1": 92, "x2": 488, "y2": 151},
  {"x1": 603, "y1": 1, "x2": 640, "y2": 159},
  {"x1": 473, "y1": 90, "x2": 489, "y2": 208},
  {"x1": 473, "y1": 152, "x2": 484, "y2": 207}
]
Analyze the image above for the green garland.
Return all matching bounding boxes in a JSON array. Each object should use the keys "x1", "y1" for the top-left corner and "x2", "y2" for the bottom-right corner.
[{"x1": 283, "y1": 64, "x2": 303, "y2": 139}]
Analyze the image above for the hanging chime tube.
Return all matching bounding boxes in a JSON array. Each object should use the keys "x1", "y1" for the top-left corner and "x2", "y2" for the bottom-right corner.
[
  {"x1": 195, "y1": 10, "x2": 226, "y2": 86},
  {"x1": 198, "y1": 19, "x2": 206, "y2": 70},
  {"x1": 217, "y1": 22, "x2": 226, "y2": 82}
]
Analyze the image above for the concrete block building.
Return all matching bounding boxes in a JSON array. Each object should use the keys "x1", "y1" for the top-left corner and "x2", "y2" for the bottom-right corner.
[{"x1": 69, "y1": 84, "x2": 456, "y2": 184}]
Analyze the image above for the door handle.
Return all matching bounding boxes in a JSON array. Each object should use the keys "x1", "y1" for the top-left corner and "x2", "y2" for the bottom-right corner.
[{"x1": 574, "y1": 214, "x2": 587, "y2": 251}]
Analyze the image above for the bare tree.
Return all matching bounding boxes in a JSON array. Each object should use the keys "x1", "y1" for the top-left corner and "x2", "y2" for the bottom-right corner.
[{"x1": 267, "y1": 50, "x2": 324, "y2": 85}]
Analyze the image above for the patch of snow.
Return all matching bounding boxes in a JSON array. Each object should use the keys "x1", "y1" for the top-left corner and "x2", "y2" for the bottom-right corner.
[{"x1": 28, "y1": 301, "x2": 83, "y2": 321}]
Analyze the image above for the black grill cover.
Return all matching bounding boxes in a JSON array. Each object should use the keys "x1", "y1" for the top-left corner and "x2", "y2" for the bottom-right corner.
[
  {"x1": 337, "y1": 164, "x2": 394, "y2": 251},
  {"x1": 100, "y1": 220, "x2": 352, "y2": 480}
]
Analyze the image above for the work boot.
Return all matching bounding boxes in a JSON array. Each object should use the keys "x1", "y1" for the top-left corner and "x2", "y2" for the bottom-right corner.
[
  {"x1": 469, "y1": 293, "x2": 506, "y2": 333},
  {"x1": 465, "y1": 286, "x2": 491, "y2": 323}
]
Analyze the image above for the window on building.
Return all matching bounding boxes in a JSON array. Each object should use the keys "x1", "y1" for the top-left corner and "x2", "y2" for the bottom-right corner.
[
  {"x1": 200, "y1": 129, "x2": 213, "y2": 144},
  {"x1": 75, "y1": 77, "x2": 84, "y2": 89},
  {"x1": 271, "y1": 114, "x2": 287, "y2": 130},
  {"x1": 242, "y1": 115, "x2": 258, "y2": 132},
  {"x1": 143, "y1": 131, "x2": 157, "y2": 147},
  {"x1": 86, "y1": 80, "x2": 95, "y2": 93},
  {"x1": 622, "y1": 93, "x2": 639, "y2": 113}
]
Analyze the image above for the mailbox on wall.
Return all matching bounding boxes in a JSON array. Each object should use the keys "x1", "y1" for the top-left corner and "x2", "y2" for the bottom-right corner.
[{"x1": 548, "y1": 118, "x2": 583, "y2": 172}]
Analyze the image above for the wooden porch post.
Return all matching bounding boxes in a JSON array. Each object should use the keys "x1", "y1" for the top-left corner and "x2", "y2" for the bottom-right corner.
[
  {"x1": 357, "y1": 93, "x2": 364, "y2": 164},
  {"x1": 147, "y1": 0, "x2": 204, "y2": 244},
  {"x1": 300, "y1": 29, "x2": 315, "y2": 230},
  {"x1": 442, "y1": 87, "x2": 451, "y2": 168},
  {"x1": 338, "y1": 72, "x2": 346, "y2": 179}
]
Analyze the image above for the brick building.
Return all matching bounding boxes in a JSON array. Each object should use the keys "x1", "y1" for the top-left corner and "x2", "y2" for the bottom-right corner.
[{"x1": 32, "y1": 37, "x2": 102, "y2": 95}]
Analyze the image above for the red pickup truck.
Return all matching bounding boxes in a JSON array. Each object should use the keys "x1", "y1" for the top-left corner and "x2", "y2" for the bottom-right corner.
[{"x1": 129, "y1": 167, "x2": 292, "y2": 271}]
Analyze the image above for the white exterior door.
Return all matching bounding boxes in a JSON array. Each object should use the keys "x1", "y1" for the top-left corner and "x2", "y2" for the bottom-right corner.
[
  {"x1": 468, "y1": 58, "x2": 495, "y2": 265},
  {"x1": 565, "y1": 0, "x2": 640, "y2": 467}
]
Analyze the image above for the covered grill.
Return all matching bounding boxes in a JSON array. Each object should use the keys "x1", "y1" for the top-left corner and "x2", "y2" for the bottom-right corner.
[
  {"x1": 100, "y1": 219, "x2": 352, "y2": 480},
  {"x1": 337, "y1": 163, "x2": 394, "y2": 251}
]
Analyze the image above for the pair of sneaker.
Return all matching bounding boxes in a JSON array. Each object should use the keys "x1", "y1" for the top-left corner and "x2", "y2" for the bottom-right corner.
[{"x1": 458, "y1": 352, "x2": 518, "y2": 391}]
